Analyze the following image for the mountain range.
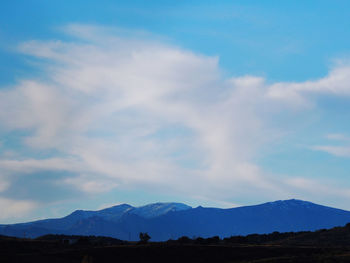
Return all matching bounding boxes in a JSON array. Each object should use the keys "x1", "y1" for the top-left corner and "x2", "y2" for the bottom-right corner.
[{"x1": 1, "y1": 199, "x2": 350, "y2": 241}]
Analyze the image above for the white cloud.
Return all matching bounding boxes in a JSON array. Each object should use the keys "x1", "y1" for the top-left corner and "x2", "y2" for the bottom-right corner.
[
  {"x1": 0, "y1": 181, "x2": 9, "y2": 192},
  {"x1": 310, "y1": 134, "x2": 350, "y2": 158},
  {"x1": 286, "y1": 177, "x2": 350, "y2": 200},
  {"x1": 0, "y1": 158, "x2": 83, "y2": 174},
  {"x1": 64, "y1": 175, "x2": 118, "y2": 194},
  {"x1": 1, "y1": 24, "x2": 350, "y2": 213},
  {"x1": 311, "y1": 145, "x2": 350, "y2": 158},
  {"x1": 0, "y1": 198, "x2": 37, "y2": 220},
  {"x1": 267, "y1": 66, "x2": 350, "y2": 107},
  {"x1": 326, "y1": 133, "x2": 350, "y2": 141}
]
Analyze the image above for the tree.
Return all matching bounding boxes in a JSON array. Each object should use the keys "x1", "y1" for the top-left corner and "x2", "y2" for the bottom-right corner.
[{"x1": 139, "y1": 232, "x2": 151, "y2": 244}]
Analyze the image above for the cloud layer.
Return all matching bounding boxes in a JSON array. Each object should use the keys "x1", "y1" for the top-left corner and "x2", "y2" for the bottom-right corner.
[{"x1": 1, "y1": 24, "x2": 350, "y2": 221}]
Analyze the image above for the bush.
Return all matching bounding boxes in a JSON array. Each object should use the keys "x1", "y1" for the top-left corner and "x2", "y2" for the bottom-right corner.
[{"x1": 139, "y1": 232, "x2": 151, "y2": 244}]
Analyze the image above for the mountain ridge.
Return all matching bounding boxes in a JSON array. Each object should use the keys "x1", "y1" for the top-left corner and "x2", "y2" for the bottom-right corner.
[{"x1": 1, "y1": 199, "x2": 350, "y2": 241}]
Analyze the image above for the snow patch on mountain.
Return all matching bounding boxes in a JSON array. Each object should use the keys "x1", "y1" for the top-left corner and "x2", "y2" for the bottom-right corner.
[{"x1": 131, "y1": 202, "x2": 192, "y2": 218}]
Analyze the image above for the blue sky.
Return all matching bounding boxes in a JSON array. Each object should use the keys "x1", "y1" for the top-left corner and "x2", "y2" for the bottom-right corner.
[{"x1": 1, "y1": 1, "x2": 350, "y2": 223}]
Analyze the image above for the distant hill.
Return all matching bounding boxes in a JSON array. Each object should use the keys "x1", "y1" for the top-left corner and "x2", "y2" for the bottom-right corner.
[{"x1": 1, "y1": 199, "x2": 350, "y2": 241}]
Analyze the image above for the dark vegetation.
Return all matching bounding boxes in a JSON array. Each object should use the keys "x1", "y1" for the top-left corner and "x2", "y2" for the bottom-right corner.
[
  {"x1": 3, "y1": 224, "x2": 350, "y2": 262},
  {"x1": 138, "y1": 232, "x2": 151, "y2": 244}
]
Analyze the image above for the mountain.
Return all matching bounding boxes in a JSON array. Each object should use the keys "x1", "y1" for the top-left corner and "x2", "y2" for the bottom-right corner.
[
  {"x1": 1, "y1": 199, "x2": 350, "y2": 241},
  {"x1": 128, "y1": 202, "x2": 191, "y2": 219}
]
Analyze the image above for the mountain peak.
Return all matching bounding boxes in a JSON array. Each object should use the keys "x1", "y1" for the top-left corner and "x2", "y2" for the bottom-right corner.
[
  {"x1": 137, "y1": 202, "x2": 191, "y2": 209},
  {"x1": 101, "y1": 203, "x2": 134, "y2": 211},
  {"x1": 253, "y1": 199, "x2": 338, "y2": 212},
  {"x1": 265, "y1": 199, "x2": 316, "y2": 206},
  {"x1": 132, "y1": 202, "x2": 192, "y2": 218}
]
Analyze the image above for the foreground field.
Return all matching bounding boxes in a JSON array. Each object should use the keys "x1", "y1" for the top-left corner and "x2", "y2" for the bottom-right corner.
[
  {"x1": 2, "y1": 239, "x2": 350, "y2": 263},
  {"x1": 3, "y1": 224, "x2": 350, "y2": 262}
]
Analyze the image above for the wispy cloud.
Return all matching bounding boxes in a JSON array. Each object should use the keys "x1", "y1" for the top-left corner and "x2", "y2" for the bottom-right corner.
[
  {"x1": 0, "y1": 198, "x2": 37, "y2": 221},
  {"x1": 1, "y1": 24, "x2": 350, "y2": 220},
  {"x1": 312, "y1": 145, "x2": 350, "y2": 158},
  {"x1": 310, "y1": 133, "x2": 350, "y2": 158},
  {"x1": 326, "y1": 133, "x2": 350, "y2": 142},
  {"x1": 267, "y1": 66, "x2": 350, "y2": 107}
]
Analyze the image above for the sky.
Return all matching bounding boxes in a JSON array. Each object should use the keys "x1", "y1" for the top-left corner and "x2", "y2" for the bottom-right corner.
[{"x1": 1, "y1": 0, "x2": 350, "y2": 223}]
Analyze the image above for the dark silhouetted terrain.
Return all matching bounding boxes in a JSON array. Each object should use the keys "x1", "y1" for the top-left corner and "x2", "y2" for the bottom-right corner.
[{"x1": 3, "y1": 224, "x2": 350, "y2": 262}]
